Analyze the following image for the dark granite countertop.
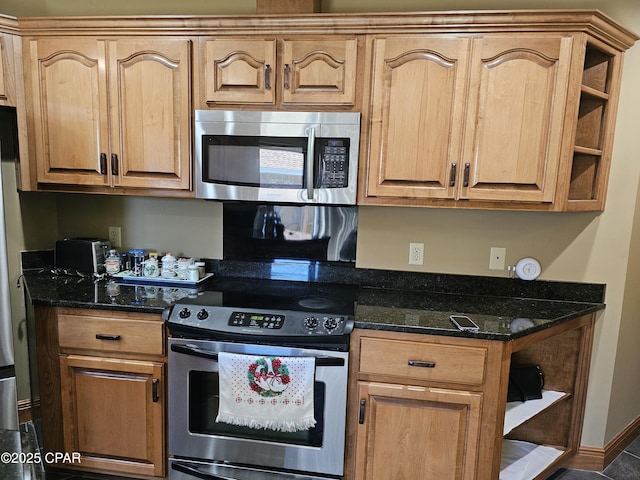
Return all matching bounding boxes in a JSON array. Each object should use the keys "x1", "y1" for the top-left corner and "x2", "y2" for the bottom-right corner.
[{"x1": 22, "y1": 260, "x2": 606, "y2": 341}]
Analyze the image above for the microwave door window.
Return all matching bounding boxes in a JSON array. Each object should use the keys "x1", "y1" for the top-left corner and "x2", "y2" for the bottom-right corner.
[
  {"x1": 206, "y1": 144, "x2": 261, "y2": 186},
  {"x1": 259, "y1": 146, "x2": 304, "y2": 188},
  {"x1": 204, "y1": 136, "x2": 307, "y2": 189}
]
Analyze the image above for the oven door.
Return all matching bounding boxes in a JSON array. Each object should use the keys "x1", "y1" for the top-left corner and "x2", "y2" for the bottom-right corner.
[{"x1": 168, "y1": 338, "x2": 349, "y2": 477}]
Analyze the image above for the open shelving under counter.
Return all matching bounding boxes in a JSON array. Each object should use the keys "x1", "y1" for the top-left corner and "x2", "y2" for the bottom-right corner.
[
  {"x1": 501, "y1": 390, "x2": 570, "y2": 479},
  {"x1": 501, "y1": 440, "x2": 565, "y2": 480},
  {"x1": 504, "y1": 390, "x2": 569, "y2": 436},
  {"x1": 347, "y1": 312, "x2": 596, "y2": 480}
]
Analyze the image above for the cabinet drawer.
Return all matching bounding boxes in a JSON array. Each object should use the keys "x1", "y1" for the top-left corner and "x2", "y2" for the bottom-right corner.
[
  {"x1": 58, "y1": 314, "x2": 164, "y2": 356},
  {"x1": 359, "y1": 337, "x2": 486, "y2": 385}
]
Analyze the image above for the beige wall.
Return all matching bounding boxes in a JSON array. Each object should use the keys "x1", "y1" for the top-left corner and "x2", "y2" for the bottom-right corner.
[{"x1": 5, "y1": 0, "x2": 640, "y2": 451}]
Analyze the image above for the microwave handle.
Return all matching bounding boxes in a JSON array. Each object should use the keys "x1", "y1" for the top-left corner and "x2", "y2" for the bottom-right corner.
[{"x1": 306, "y1": 126, "x2": 316, "y2": 200}]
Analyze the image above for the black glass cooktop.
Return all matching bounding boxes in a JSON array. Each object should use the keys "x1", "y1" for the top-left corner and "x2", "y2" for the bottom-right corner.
[{"x1": 200, "y1": 277, "x2": 358, "y2": 316}]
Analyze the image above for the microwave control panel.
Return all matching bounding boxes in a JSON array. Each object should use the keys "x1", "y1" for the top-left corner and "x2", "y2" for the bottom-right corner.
[{"x1": 319, "y1": 139, "x2": 349, "y2": 188}]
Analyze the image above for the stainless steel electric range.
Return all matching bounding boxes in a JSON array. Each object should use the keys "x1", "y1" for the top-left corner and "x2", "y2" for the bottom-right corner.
[{"x1": 164, "y1": 278, "x2": 356, "y2": 480}]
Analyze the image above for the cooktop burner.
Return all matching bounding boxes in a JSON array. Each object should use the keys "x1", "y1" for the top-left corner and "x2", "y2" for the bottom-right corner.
[
  {"x1": 164, "y1": 278, "x2": 357, "y2": 343},
  {"x1": 297, "y1": 296, "x2": 339, "y2": 310}
]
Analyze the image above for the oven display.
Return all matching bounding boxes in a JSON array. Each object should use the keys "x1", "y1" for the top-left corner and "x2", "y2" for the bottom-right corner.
[{"x1": 229, "y1": 311, "x2": 285, "y2": 329}]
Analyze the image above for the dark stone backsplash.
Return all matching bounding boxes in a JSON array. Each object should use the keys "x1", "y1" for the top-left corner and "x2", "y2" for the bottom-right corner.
[{"x1": 206, "y1": 259, "x2": 605, "y2": 304}]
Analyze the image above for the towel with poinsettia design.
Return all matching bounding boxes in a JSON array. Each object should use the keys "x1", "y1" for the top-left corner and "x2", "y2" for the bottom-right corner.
[{"x1": 216, "y1": 352, "x2": 316, "y2": 432}]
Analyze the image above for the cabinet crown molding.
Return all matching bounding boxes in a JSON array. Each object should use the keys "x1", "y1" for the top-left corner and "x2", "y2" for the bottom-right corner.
[{"x1": 12, "y1": 10, "x2": 638, "y2": 51}]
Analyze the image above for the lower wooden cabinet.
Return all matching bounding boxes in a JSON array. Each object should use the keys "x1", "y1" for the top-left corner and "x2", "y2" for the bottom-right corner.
[
  {"x1": 347, "y1": 315, "x2": 595, "y2": 480},
  {"x1": 59, "y1": 355, "x2": 165, "y2": 477},
  {"x1": 355, "y1": 382, "x2": 481, "y2": 480},
  {"x1": 33, "y1": 307, "x2": 167, "y2": 479}
]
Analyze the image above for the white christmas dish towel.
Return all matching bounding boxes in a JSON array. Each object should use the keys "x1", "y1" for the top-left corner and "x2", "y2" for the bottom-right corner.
[{"x1": 216, "y1": 352, "x2": 316, "y2": 432}]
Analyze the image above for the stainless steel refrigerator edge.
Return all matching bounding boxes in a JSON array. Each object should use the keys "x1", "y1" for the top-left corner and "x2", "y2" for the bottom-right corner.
[{"x1": 0, "y1": 105, "x2": 19, "y2": 430}]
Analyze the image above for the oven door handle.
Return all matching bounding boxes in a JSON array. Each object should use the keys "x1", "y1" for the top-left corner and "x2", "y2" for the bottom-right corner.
[
  {"x1": 172, "y1": 460, "x2": 325, "y2": 480},
  {"x1": 171, "y1": 343, "x2": 345, "y2": 367},
  {"x1": 171, "y1": 461, "x2": 226, "y2": 480}
]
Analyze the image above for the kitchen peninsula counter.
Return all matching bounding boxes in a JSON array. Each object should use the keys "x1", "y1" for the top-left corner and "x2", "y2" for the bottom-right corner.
[{"x1": 22, "y1": 260, "x2": 605, "y2": 341}]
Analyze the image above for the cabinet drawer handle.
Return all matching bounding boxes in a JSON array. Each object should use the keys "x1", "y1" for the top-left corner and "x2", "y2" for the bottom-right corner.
[
  {"x1": 95, "y1": 334, "x2": 121, "y2": 341},
  {"x1": 408, "y1": 360, "x2": 436, "y2": 368},
  {"x1": 111, "y1": 154, "x2": 119, "y2": 176},
  {"x1": 99, "y1": 153, "x2": 107, "y2": 175},
  {"x1": 359, "y1": 399, "x2": 366, "y2": 424},
  {"x1": 152, "y1": 378, "x2": 159, "y2": 402},
  {"x1": 463, "y1": 163, "x2": 470, "y2": 187},
  {"x1": 284, "y1": 64, "x2": 290, "y2": 90},
  {"x1": 449, "y1": 163, "x2": 457, "y2": 187},
  {"x1": 265, "y1": 64, "x2": 271, "y2": 90}
]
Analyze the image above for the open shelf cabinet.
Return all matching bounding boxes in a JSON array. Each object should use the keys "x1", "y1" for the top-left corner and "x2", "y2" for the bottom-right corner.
[
  {"x1": 499, "y1": 316, "x2": 594, "y2": 479},
  {"x1": 567, "y1": 41, "x2": 621, "y2": 209}
]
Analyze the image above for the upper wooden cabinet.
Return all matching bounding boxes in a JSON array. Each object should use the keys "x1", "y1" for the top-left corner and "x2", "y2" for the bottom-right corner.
[
  {"x1": 12, "y1": 11, "x2": 637, "y2": 204},
  {"x1": 0, "y1": 30, "x2": 18, "y2": 106},
  {"x1": 365, "y1": 35, "x2": 574, "y2": 205},
  {"x1": 26, "y1": 37, "x2": 192, "y2": 193},
  {"x1": 197, "y1": 36, "x2": 359, "y2": 108},
  {"x1": 360, "y1": 14, "x2": 637, "y2": 211},
  {"x1": 461, "y1": 36, "x2": 573, "y2": 204},
  {"x1": 365, "y1": 36, "x2": 470, "y2": 201}
]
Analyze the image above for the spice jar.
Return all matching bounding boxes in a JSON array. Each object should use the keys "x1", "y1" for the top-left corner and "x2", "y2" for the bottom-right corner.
[
  {"x1": 177, "y1": 257, "x2": 194, "y2": 280},
  {"x1": 161, "y1": 253, "x2": 177, "y2": 278},
  {"x1": 188, "y1": 264, "x2": 200, "y2": 282},
  {"x1": 195, "y1": 261, "x2": 206, "y2": 278},
  {"x1": 143, "y1": 255, "x2": 159, "y2": 277},
  {"x1": 104, "y1": 249, "x2": 121, "y2": 275},
  {"x1": 129, "y1": 249, "x2": 146, "y2": 277}
]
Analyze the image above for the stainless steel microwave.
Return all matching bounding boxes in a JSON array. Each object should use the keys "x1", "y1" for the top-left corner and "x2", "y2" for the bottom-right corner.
[{"x1": 194, "y1": 110, "x2": 360, "y2": 205}]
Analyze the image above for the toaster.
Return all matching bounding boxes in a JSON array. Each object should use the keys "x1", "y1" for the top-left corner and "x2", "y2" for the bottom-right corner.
[{"x1": 55, "y1": 238, "x2": 111, "y2": 273}]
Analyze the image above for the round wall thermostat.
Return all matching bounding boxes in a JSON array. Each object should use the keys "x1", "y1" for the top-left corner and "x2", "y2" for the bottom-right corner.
[{"x1": 515, "y1": 257, "x2": 541, "y2": 281}]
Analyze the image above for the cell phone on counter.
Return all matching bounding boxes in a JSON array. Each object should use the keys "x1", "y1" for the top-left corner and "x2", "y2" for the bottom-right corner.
[{"x1": 450, "y1": 315, "x2": 480, "y2": 332}]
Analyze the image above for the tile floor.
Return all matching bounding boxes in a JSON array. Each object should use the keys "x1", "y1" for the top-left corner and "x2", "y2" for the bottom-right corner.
[{"x1": 546, "y1": 435, "x2": 640, "y2": 479}]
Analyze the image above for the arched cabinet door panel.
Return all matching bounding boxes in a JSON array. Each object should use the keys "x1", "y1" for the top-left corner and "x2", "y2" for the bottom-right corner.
[
  {"x1": 29, "y1": 38, "x2": 110, "y2": 186},
  {"x1": 204, "y1": 39, "x2": 276, "y2": 105},
  {"x1": 460, "y1": 36, "x2": 573, "y2": 203},
  {"x1": 366, "y1": 36, "x2": 471, "y2": 200},
  {"x1": 109, "y1": 39, "x2": 192, "y2": 190},
  {"x1": 200, "y1": 37, "x2": 358, "y2": 107},
  {"x1": 28, "y1": 37, "x2": 192, "y2": 191}
]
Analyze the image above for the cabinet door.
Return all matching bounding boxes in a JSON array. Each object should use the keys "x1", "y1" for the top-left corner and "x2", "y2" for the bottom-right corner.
[
  {"x1": 108, "y1": 39, "x2": 192, "y2": 190},
  {"x1": 355, "y1": 382, "x2": 481, "y2": 480},
  {"x1": 59, "y1": 355, "x2": 164, "y2": 477},
  {"x1": 461, "y1": 36, "x2": 573, "y2": 203},
  {"x1": 203, "y1": 38, "x2": 276, "y2": 105},
  {"x1": 365, "y1": 37, "x2": 470, "y2": 200},
  {"x1": 281, "y1": 38, "x2": 358, "y2": 105},
  {"x1": 0, "y1": 35, "x2": 7, "y2": 103},
  {"x1": 29, "y1": 38, "x2": 110, "y2": 186}
]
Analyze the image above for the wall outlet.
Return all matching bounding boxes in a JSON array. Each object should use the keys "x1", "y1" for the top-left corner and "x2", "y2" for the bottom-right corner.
[
  {"x1": 409, "y1": 242, "x2": 424, "y2": 265},
  {"x1": 108, "y1": 226, "x2": 122, "y2": 248},
  {"x1": 489, "y1": 247, "x2": 506, "y2": 270}
]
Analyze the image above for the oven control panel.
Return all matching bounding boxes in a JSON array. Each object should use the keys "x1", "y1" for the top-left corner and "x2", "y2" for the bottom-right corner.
[
  {"x1": 166, "y1": 301, "x2": 354, "y2": 337},
  {"x1": 229, "y1": 311, "x2": 285, "y2": 329}
]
